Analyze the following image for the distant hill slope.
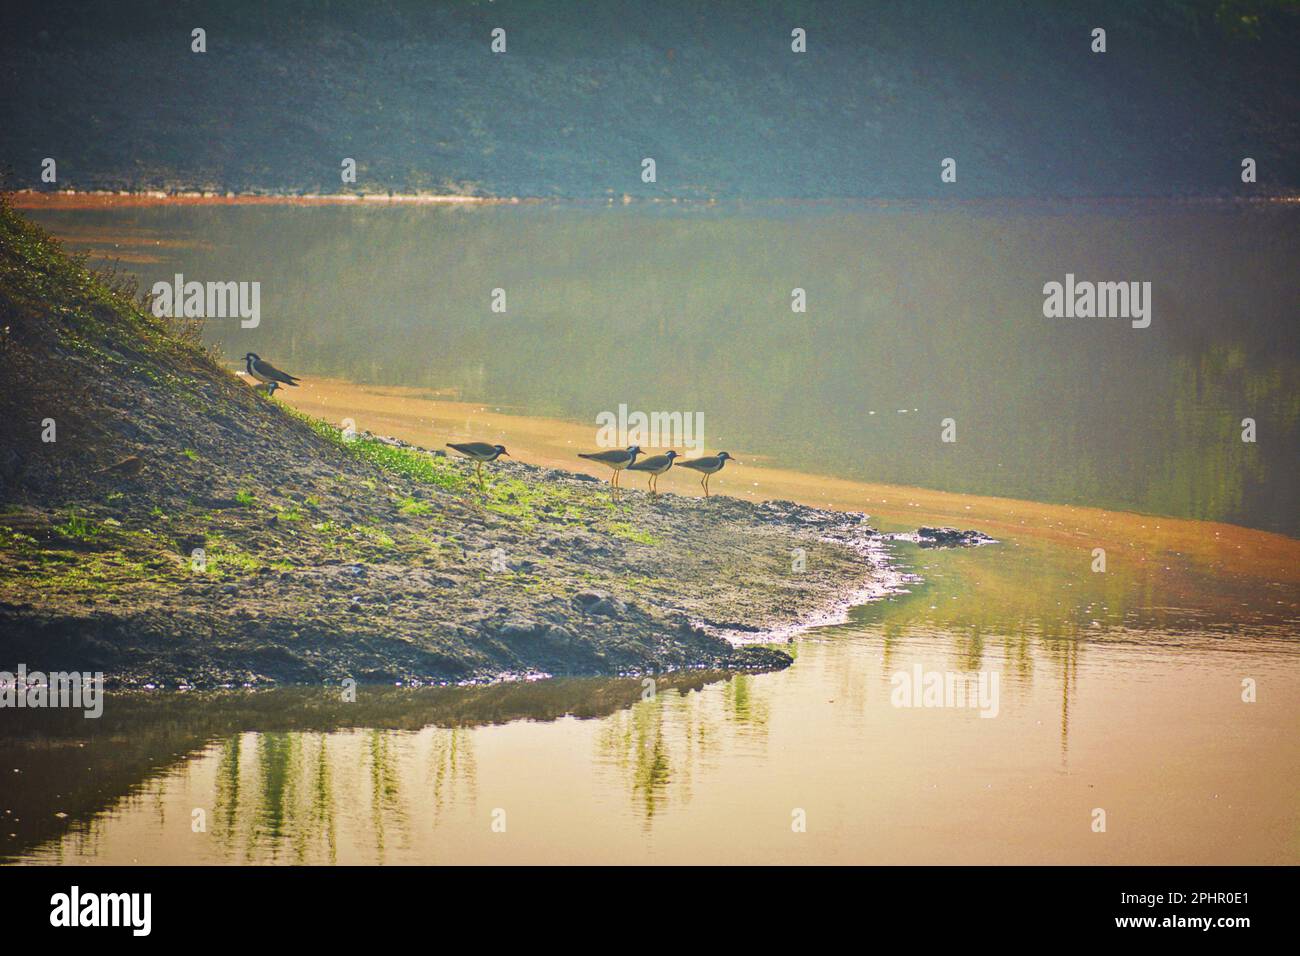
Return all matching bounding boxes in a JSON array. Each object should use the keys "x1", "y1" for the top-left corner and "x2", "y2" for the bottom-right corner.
[{"x1": 2, "y1": 0, "x2": 1298, "y2": 198}]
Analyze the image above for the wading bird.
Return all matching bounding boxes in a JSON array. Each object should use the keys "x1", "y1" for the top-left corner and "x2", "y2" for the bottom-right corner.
[
  {"x1": 244, "y1": 353, "x2": 301, "y2": 388},
  {"x1": 446, "y1": 442, "x2": 510, "y2": 487},
  {"x1": 626, "y1": 449, "x2": 679, "y2": 495},
  {"x1": 677, "y1": 451, "x2": 733, "y2": 497},
  {"x1": 578, "y1": 445, "x2": 642, "y2": 489},
  {"x1": 253, "y1": 381, "x2": 281, "y2": 396}
]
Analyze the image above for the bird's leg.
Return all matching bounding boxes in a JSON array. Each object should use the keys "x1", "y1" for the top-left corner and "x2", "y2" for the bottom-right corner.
[{"x1": 704, "y1": 474, "x2": 710, "y2": 498}]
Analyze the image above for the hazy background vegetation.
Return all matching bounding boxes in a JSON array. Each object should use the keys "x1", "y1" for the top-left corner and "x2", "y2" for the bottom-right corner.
[{"x1": 4, "y1": 0, "x2": 1299, "y2": 198}]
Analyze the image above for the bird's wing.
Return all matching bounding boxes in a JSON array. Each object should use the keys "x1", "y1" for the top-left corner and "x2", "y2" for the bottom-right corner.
[
  {"x1": 678, "y1": 457, "x2": 718, "y2": 470},
  {"x1": 449, "y1": 442, "x2": 497, "y2": 457},
  {"x1": 579, "y1": 450, "x2": 625, "y2": 463},
  {"x1": 630, "y1": 455, "x2": 669, "y2": 471},
  {"x1": 254, "y1": 360, "x2": 300, "y2": 385}
]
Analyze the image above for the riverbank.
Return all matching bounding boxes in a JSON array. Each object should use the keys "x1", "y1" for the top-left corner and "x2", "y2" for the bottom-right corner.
[
  {"x1": 277, "y1": 376, "x2": 1300, "y2": 617},
  {"x1": 0, "y1": 199, "x2": 940, "y2": 687}
]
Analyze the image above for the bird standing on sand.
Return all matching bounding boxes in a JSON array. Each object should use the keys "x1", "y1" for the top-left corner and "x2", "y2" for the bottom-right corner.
[
  {"x1": 578, "y1": 445, "x2": 642, "y2": 488},
  {"x1": 446, "y1": 442, "x2": 510, "y2": 488},
  {"x1": 244, "y1": 353, "x2": 301, "y2": 388},
  {"x1": 677, "y1": 451, "x2": 733, "y2": 497},
  {"x1": 626, "y1": 450, "x2": 679, "y2": 495}
]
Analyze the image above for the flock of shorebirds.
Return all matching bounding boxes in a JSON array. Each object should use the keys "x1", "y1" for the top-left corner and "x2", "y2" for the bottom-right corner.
[
  {"x1": 458, "y1": 443, "x2": 734, "y2": 497},
  {"x1": 578, "y1": 446, "x2": 733, "y2": 497},
  {"x1": 243, "y1": 352, "x2": 734, "y2": 497}
]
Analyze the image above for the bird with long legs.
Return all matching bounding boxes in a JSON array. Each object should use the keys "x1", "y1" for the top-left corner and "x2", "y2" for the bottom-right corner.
[
  {"x1": 626, "y1": 450, "x2": 679, "y2": 496},
  {"x1": 677, "y1": 451, "x2": 733, "y2": 497},
  {"x1": 446, "y1": 442, "x2": 510, "y2": 490},
  {"x1": 578, "y1": 445, "x2": 642, "y2": 492}
]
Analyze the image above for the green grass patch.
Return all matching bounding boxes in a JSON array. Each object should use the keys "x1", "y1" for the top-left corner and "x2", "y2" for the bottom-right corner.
[
  {"x1": 482, "y1": 475, "x2": 612, "y2": 531},
  {"x1": 607, "y1": 521, "x2": 660, "y2": 546},
  {"x1": 207, "y1": 545, "x2": 263, "y2": 576},
  {"x1": 398, "y1": 496, "x2": 434, "y2": 516},
  {"x1": 274, "y1": 503, "x2": 304, "y2": 522},
  {"x1": 292, "y1": 412, "x2": 467, "y2": 492},
  {"x1": 286, "y1": 411, "x2": 650, "y2": 543},
  {"x1": 357, "y1": 440, "x2": 462, "y2": 489},
  {"x1": 24, "y1": 551, "x2": 162, "y2": 595},
  {"x1": 0, "y1": 526, "x2": 38, "y2": 550},
  {"x1": 352, "y1": 524, "x2": 395, "y2": 548},
  {"x1": 54, "y1": 509, "x2": 99, "y2": 540}
]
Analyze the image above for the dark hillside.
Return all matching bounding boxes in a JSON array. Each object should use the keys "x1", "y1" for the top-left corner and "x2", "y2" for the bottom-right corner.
[{"x1": 0, "y1": 201, "x2": 343, "y2": 505}]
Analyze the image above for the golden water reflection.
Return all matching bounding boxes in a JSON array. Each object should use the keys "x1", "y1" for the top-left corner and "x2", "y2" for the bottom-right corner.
[{"x1": 2, "y1": 522, "x2": 1296, "y2": 864}]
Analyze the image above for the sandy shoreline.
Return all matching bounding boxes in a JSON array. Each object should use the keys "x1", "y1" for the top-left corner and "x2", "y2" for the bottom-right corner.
[{"x1": 272, "y1": 374, "x2": 1300, "y2": 583}]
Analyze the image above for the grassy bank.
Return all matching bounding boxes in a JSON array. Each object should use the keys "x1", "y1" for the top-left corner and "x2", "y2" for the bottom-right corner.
[{"x1": 0, "y1": 197, "x2": 896, "y2": 686}]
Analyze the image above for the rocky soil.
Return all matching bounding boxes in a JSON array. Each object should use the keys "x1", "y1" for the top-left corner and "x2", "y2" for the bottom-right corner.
[{"x1": 0, "y1": 441, "x2": 904, "y2": 687}]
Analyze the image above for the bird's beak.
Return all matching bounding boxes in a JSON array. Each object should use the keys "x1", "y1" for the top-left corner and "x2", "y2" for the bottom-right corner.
[{"x1": 501, "y1": 452, "x2": 510, "y2": 457}]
